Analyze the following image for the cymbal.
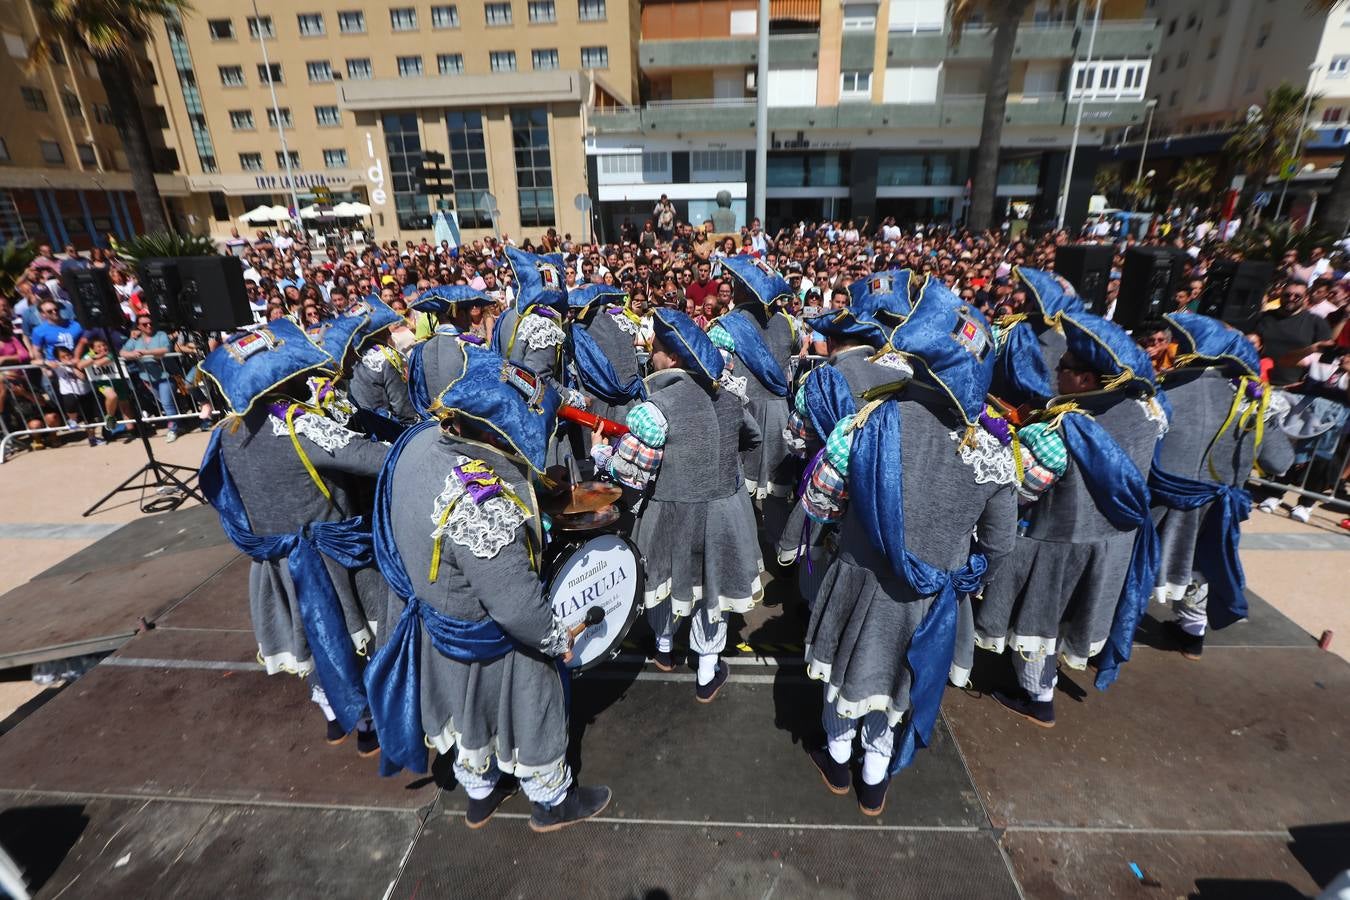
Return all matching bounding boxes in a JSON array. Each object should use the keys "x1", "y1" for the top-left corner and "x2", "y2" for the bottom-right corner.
[{"x1": 550, "y1": 506, "x2": 621, "y2": 532}]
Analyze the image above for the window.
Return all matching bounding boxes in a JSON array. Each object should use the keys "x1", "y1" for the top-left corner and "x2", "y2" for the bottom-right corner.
[
  {"x1": 316, "y1": 105, "x2": 341, "y2": 126},
  {"x1": 94, "y1": 104, "x2": 112, "y2": 124},
  {"x1": 1208, "y1": 37, "x2": 1220, "y2": 60},
  {"x1": 1178, "y1": 50, "x2": 1188, "y2": 68},
  {"x1": 240, "y1": 152, "x2": 263, "y2": 171},
  {"x1": 62, "y1": 90, "x2": 81, "y2": 117},
  {"x1": 490, "y1": 50, "x2": 517, "y2": 72},
  {"x1": 307, "y1": 60, "x2": 333, "y2": 82},
  {"x1": 347, "y1": 57, "x2": 373, "y2": 79},
  {"x1": 0, "y1": 138, "x2": 9, "y2": 163},
  {"x1": 1324, "y1": 107, "x2": 1344, "y2": 123},
  {"x1": 1185, "y1": 12, "x2": 1197, "y2": 29},
  {"x1": 1069, "y1": 59, "x2": 1149, "y2": 101},
  {"x1": 20, "y1": 86, "x2": 48, "y2": 111},
  {"x1": 578, "y1": 0, "x2": 606, "y2": 20},
  {"x1": 247, "y1": 15, "x2": 274, "y2": 38},
  {"x1": 1169, "y1": 89, "x2": 1178, "y2": 106},
  {"x1": 390, "y1": 7, "x2": 418, "y2": 30},
  {"x1": 276, "y1": 150, "x2": 300, "y2": 168},
  {"x1": 229, "y1": 109, "x2": 255, "y2": 130},
  {"x1": 40, "y1": 140, "x2": 64, "y2": 164},
  {"x1": 447, "y1": 110, "x2": 492, "y2": 227},
  {"x1": 258, "y1": 62, "x2": 283, "y2": 84},
  {"x1": 842, "y1": 2, "x2": 877, "y2": 30},
  {"x1": 532, "y1": 49, "x2": 559, "y2": 70},
  {"x1": 511, "y1": 106, "x2": 554, "y2": 227},
  {"x1": 266, "y1": 107, "x2": 293, "y2": 128},
  {"x1": 1158, "y1": 56, "x2": 1168, "y2": 74},
  {"x1": 596, "y1": 152, "x2": 671, "y2": 184},
  {"x1": 887, "y1": 0, "x2": 945, "y2": 31},
  {"x1": 1167, "y1": 18, "x2": 1176, "y2": 35},
  {"x1": 208, "y1": 18, "x2": 235, "y2": 39},
  {"x1": 580, "y1": 46, "x2": 608, "y2": 69},
  {"x1": 690, "y1": 149, "x2": 744, "y2": 181},
  {"x1": 839, "y1": 70, "x2": 872, "y2": 100},
  {"x1": 297, "y1": 13, "x2": 325, "y2": 35},
  {"x1": 219, "y1": 65, "x2": 245, "y2": 86},
  {"x1": 1331, "y1": 55, "x2": 1350, "y2": 78},
  {"x1": 1256, "y1": 22, "x2": 1271, "y2": 48},
  {"x1": 432, "y1": 5, "x2": 460, "y2": 27},
  {"x1": 384, "y1": 111, "x2": 426, "y2": 229},
  {"x1": 877, "y1": 151, "x2": 957, "y2": 186},
  {"x1": 438, "y1": 53, "x2": 464, "y2": 74},
  {"x1": 324, "y1": 148, "x2": 349, "y2": 168},
  {"x1": 485, "y1": 3, "x2": 513, "y2": 25},
  {"x1": 529, "y1": 0, "x2": 556, "y2": 22},
  {"x1": 48, "y1": 41, "x2": 66, "y2": 65},
  {"x1": 76, "y1": 143, "x2": 96, "y2": 166},
  {"x1": 397, "y1": 55, "x2": 423, "y2": 77}
]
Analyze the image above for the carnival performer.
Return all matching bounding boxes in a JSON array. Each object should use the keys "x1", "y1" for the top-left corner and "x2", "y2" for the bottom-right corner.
[
  {"x1": 990, "y1": 266, "x2": 1087, "y2": 413},
  {"x1": 1149, "y1": 312, "x2": 1293, "y2": 659},
  {"x1": 404, "y1": 285, "x2": 494, "y2": 418},
  {"x1": 198, "y1": 319, "x2": 389, "y2": 754},
  {"x1": 977, "y1": 293, "x2": 1166, "y2": 727},
  {"x1": 800, "y1": 283, "x2": 1018, "y2": 816},
  {"x1": 567, "y1": 283, "x2": 646, "y2": 424},
  {"x1": 346, "y1": 297, "x2": 419, "y2": 426},
  {"x1": 778, "y1": 269, "x2": 917, "y2": 606},
  {"x1": 363, "y1": 340, "x2": 610, "y2": 832},
  {"x1": 591, "y1": 309, "x2": 764, "y2": 699},
  {"x1": 709, "y1": 257, "x2": 798, "y2": 533}
]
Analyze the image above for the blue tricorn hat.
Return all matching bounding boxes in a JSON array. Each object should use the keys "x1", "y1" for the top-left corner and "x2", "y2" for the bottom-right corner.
[
  {"x1": 888, "y1": 279, "x2": 996, "y2": 427},
  {"x1": 306, "y1": 313, "x2": 366, "y2": 365},
  {"x1": 200, "y1": 320, "x2": 336, "y2": 416},
  {"x1": 652, "y1": 308, "x2": 725, "y2": 383},
  {"x1": 1060, "y1": 311, "x2": 1157, "y2": 394},
  {"x1": 348, "y1": 297, "x2": 403, "y2": 352},
  {"x1": 411, "y1": 285, "x2": 492, "y2": 315},
  {"x1": 504, "y1": 246, "x2": 567, "y2": 314},
  {"x1": 847, "y1": 269, "x2": 913, "y2": 328},
  {"x1": 720, "y1": 256, "x2": 794, "y2": 307},
  {"x1": 568, "y1": 283, "x2": 628, "y2": 312},
  {"x1": 804, "y1": 306, "x2": 889, "y2": 348},
  {"x1": 1013, "y1": 266, "x2": 1088, "y2": 320},
  {"x1": 1163, "y1": 311, "x2": 1261, "y2": 379},
  {"x1": 433, "y1": 343, "x2": 561, "y2": 473}
]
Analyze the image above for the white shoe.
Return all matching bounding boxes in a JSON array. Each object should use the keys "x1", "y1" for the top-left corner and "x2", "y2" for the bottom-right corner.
[
  {"x1": 1258, "y1": 498, "x2": 1281, "y2": 515},
  {"x1": 1290, "y1": 505, "x2": 1312, "y2": 524},
  {"x1": 164, "y1": 431, "x2": 179, "y2": 444}
]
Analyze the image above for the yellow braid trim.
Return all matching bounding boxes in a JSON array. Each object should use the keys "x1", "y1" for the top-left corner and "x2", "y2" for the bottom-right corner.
[{"x1": 285, "y1": 402, "x2": 333, "y2": 504}]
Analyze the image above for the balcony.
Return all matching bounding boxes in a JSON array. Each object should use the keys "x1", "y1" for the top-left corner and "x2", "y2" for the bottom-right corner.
[
  {"x1": 638, "y1": 34, "x2": 819, "y2": 70},
  {"x1": 885, "y1": 17, "x2": 1157, "y2": 62},
  {"x1": 1090, "y1": 19, "x2": 1160, "y2": 57}
]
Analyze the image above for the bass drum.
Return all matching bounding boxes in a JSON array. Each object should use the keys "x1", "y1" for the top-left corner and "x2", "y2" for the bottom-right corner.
[{"x1": 547, "y1": 533, "x2": 644, "y2": 672}]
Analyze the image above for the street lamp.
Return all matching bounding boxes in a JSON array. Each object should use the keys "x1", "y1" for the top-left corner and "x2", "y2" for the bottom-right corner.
[
  {"x1": 1275, "y1": 62, "x2": 1322, "y2": 219},
  {"x1": 1135, "y1": 99, "x2": 1159, "y2": 188}
]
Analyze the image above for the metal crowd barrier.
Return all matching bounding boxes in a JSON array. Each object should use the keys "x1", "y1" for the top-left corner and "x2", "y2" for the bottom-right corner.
[
  {"x1": 1249, "y1": 434, "x2": 1350, "y2": 514},
  {"x1": 0, "y1": 352, "x2": 215, "y2": 463}
]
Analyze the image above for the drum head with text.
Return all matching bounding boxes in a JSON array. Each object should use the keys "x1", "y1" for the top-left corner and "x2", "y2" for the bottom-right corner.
[{"x1": 548, "y1": 534, "x2": 642, "y2": 671}]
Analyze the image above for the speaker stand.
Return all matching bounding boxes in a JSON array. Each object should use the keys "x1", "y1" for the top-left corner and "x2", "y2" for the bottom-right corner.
[{"x1": 82, "y1": 418, "x2": 205, "y2": 517}]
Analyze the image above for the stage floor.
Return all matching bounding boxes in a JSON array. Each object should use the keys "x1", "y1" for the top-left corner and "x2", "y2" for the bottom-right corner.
[{"x1": 0, "y1": 508, "x2": 1347, "y2": 898}]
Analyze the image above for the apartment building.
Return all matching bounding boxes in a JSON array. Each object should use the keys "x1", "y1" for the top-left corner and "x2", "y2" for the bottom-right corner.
[
  {"x1": 140, "y1": 0, "x2": 639, "y2": 241},
  {"x1": 585, "y1": 0, "x2": 1160, "y2": 235}
]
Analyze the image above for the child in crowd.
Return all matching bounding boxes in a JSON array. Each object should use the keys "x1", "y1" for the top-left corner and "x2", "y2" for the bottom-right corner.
[{"x1": 48, "y1": 345, "x2": 102, "y2": 446}]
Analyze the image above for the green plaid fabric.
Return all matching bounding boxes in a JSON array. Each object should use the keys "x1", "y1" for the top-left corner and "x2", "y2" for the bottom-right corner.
[
  {"x1": 625, "y1": 401, "x2": 669, "y2": 448},
  {"x1": 825, "y1": 414, "x2": 855, "y2": 477},
  {"x1": 1017, "y1": 422, "x2": 1068, "y2": 476}
]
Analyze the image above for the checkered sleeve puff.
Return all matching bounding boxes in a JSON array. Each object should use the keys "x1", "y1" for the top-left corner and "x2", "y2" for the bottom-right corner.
[{"x1": 597, "y1": 401, "x2": 667, "y2": 490}]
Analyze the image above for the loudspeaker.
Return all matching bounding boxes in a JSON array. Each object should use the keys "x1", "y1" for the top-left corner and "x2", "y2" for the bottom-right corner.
[
  {"x1": 1115, "y1": 247, "x2": 1186, "y2": 331},
  {"x1": 1197, "y1": 259, "x2": 1272, "y2": 331},
  {"x1": 1055, "y1": 244, "x2": 1114, "y2": 315},
  {"x1": 65, "y1": 268, "x2": 124, "y2": 329},
  {"x1": 138, "y1": 258, "x2": 184, "y2": 327},
  {"x1": 176, "y1": 255, "x2": 251, "y2": 331}
]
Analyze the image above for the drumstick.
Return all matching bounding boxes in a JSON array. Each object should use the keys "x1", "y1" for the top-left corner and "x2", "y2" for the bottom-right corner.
[{"x1": 566, "y1": 606, "x2": 606, "y2": 640}]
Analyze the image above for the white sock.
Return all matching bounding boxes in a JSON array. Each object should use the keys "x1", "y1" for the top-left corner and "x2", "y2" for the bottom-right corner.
[
  {"x1": 827, "y1": 736, "x2": 852, "y2": 765},
  {"x1": 656, "y1": 635, "x2": 672, "y2": 654},
  {"x1": 310, "y1": 685, "x2": 337, "y2": 722},
  {"x1": 355, "y1": 715, "x2": 374, "y2": 733},
  {"x1": 861, "y1": 750, "x2": 890, "y2": 786},
  {"x1": 696, "y1": 653, "x2": 718, "y2": 685},
  {"x1": 1031, "y1": 684, "x2": 1055, "y2": 703}
]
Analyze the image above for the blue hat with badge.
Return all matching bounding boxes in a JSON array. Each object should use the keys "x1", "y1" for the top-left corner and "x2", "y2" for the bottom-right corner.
[
  {"x1": 652, "y1": 308, "x2": 725, "y2": 383},
  {"x1": 1060, "y1": 311, "x2": 1156, "y2": 394},
  {"x1": 411, "y1": 285, "x2": 492, "y2": 315},
  {"x1": 306, "y1": 312, "x2": 366, "y2": 365},
  {"x1": 568, "y1": 283, "x2": 628, "y2": 313},
  {"x1": 433, "y1": 344, "x2": 561, "y2": 473},
  {"x1": 1013, "y1": 266, "x2": 1088, "y2": 319},
  {"x1": 200, "y1": 320, "x2": 336, "y2": 415},
  {"x1": 720, "y1": 256, "x2": 794, "y2": 307},
  {"x1": 1163, "y1": 311, "x2": 1260, "y2": 378},
  {"x1": 347, "y1": 296, "x2": 403, "y2": 352},
  {"x1": 804, "y1": 306, "x2": 889, "y2": 348},
  {"x1": 504, "y1": 246, "x2": 567, "y2": 314},
  {"x1": 888, "y1": 279, "x2": 996, "y2": 427},
  {"x1": 848, "y1": 269, "x2": 914, "y2": 328}
]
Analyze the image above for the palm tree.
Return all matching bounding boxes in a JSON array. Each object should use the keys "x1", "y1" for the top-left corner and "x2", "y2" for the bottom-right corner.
[
  {"x1": 1223, "y1": 83, "x2": 1315, "y2": 218},
  {"x1": 951, "y1": 0, "x2": 1033, "y2": 232},
  {"x1": 1169, "y1": 158, "x2": 1217, "y2": 210},
  {"x1": 0, "y1": 241, "x2": 37, "y2": 298},
  {"x1": 1308, "y1": 0, "x2": 1350, "y2": 234},
  {"x1": 29, "y1": 0, "x2": 190, "y2": 235}
]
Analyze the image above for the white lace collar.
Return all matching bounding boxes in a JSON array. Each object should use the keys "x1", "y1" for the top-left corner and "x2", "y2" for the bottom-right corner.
[
  {"x1": 361, "y1": 346, "x2": 388, "y2": 373},
  {"x1": 270, "y1": 409, "x2": 356, "y2": 453},
  {"x1": 949, "y1": 427, "x2": 1017, "y2": 486},
  {"x1": 608, "y1": 309, "x2": 640, "y2": 336},
  {"x1": 430, "y1": 454, "x2": 528, "y2": 560},
  {"x1": 517, "y1": 312, "x2": 566, "y2": 350}
]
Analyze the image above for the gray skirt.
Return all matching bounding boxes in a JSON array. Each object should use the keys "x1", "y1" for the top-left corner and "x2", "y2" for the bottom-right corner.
[
  {"x1": 248, "y1": 556, "x2": 384, "y2": 675},
  {"x1": 776, "y1": 500, "x2": 830, "y2": 611},
  {"x1": 635, "y1": 490, "x2": 764, "y2": 619},
  {"x1": 741, "y1": 395, "x2": 794, "y2": 500},
  {"x1": 1154, "y1": 505, "x2": 1207, "y2": 599},
  {"x1": 805, "y1": 555, "x2": 976, "y2": 725}
]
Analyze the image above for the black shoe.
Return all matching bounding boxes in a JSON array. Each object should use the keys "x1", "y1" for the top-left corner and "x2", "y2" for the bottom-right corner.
[
  {"x1": 808, "y1": 748, "x2": 850, "y2": 795},
  {"x1": 356, "y1": 727, "x2": 380, "y2": 757},
  {"x1": 465, "y1": 777, "x2": 519, "y2": 829},
  {"x1": 651, "y1": 648, "x2": 675, "y2": 672},
  {"x1": 1163, "y1": 620, "x2": 1204, "y2": 660},
  {"x1": 695, "y1": 661, "x2": 729, "y2": 704},
  {"x1": 326, "y1": 720, "x2": 348, "y2": 745},
  {"x1": 528, "y1": 784, "x2": 611, "y2": 833},
  {"x1": 992, "y1": 688, "x2": 1055, "y2": 728},
  {"x1": 857, "y1": 777, "x2": 890, "y2": 817}
]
